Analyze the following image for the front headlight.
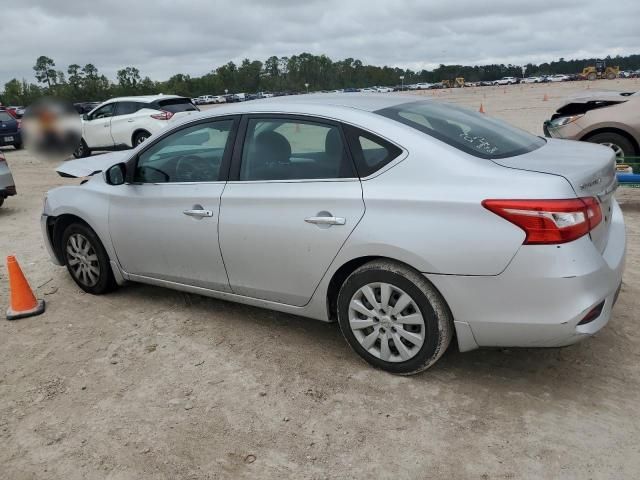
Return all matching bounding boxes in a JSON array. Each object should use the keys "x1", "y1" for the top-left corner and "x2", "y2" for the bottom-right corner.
[{"x1": 550, "y1": 114, "x2": 584, "y2": 127}]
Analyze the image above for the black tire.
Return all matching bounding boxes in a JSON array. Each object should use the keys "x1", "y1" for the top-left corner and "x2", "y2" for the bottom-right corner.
[
  {"x1": 73, "y1": 139, "x2": 91, "y2": 159},
  {"x1": 133, "y1": 131, "x2": 150, "y2": 147},
  {"x1": 13, "y1": 142, "x2": 23, "y2": 150},
  {"x1": 585, "y1": 132, "x2": 636, "y2": 159},
  {"x1": 337, "y1": 260, "x2": 453, "y2": 375},
  {"x1": 0, "y1": 197, "x2": 4, "y2": 208},
  {"x1": 61, "y1": 223, "x2": 116, "y2": 294}
]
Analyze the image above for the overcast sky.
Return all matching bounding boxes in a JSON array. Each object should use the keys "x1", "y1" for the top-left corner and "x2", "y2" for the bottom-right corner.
[{"x1": 1, "y1": 0, "x2": 639, "y2": 86}]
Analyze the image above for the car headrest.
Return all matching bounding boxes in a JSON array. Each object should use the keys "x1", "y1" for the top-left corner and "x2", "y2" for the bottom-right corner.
[
  {"x1": 324, "y1": 128, "x2": 344, "y2": 159},
  {"x1": 254, "y1": 131, "x2": 292, "y2": 164}
]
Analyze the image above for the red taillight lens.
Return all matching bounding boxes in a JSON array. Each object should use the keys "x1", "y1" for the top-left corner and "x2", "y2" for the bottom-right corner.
[
  {"x1": 482, "y1": 197, "x2": 602, "y2": 245},
  {"x1": 150, "y1": 110, "x2": 174, "y2": 120}
]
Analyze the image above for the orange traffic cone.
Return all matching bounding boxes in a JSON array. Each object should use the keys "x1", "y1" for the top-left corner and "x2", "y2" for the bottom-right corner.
[
  {"x1": 543, "y1": 93, "x2": 549, "y2": 101},
  {"x1": 479, "y1": 103, "x2": 486, "y2": 114},
  {"x1": 6, "y1": 256, "x2": 45, "y2": 320}
]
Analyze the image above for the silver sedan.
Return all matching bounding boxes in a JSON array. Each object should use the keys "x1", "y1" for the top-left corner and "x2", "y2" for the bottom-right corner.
[
  {"x1": 0, "y1": 151, "x2": 16, "y2": 207},
  {"x1": 42, "y1": 95, "x2": 625, "y2": 374}
]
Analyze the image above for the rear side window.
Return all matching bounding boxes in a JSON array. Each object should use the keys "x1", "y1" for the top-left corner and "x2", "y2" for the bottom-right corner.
[
  {"x1": 344, "y1": 126, "x2": 402, "y2": 177},
  {"x1": 114, "y1": 102, "x2": 140, "y2": 116},
  {"x1": 155, "y1": 98, "x2": 199, "y2": 113},
  {"x1": 375, "y1": 101, "x2": 545, "y2": 159},
  {"x1": 239, "y1": 118, "x2": 355, "y2": 181},
  {"x1": 0, "y1": 112, "x2": 14, "y2": 122}
]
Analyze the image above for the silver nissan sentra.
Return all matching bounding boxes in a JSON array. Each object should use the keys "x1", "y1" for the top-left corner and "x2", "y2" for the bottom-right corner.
[{"x1": 41, "y1": 95, "x2": 625, "y2": 374}]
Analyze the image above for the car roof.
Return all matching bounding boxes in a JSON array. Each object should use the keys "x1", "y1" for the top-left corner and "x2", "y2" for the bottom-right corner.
[{"x1": 228, "y1": 93, "x2": 422, "y2": 113}]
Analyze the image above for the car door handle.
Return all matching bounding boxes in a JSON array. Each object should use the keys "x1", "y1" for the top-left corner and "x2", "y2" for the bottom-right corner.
[
  {"x1": 183, "y1": 209, "x2": 214, "y2": 218},
  {"x1": 304, "y1": 216, "x2": 346, "y2": 226},
  {"x1": 127, "y1": 119, "x2": 135, "y2": 122}
]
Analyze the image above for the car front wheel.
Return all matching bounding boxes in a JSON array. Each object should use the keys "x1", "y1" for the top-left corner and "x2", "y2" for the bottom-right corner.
[
  {"x1": 62, "y1": 223, "x2": 116, "y2": 294},
  {"x1": 337, "y1": 260, "x2": 453, "y2": 375}
]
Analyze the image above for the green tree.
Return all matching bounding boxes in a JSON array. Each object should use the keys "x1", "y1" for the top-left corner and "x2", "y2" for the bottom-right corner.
[{"x1": 33, "y1": 56, "x2": 57, "y2": 88}]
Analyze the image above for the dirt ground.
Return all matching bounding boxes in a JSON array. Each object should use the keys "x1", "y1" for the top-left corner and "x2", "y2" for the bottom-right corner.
[{"x1": 1, "y1": 79, "x2": 640, "y2": 479}]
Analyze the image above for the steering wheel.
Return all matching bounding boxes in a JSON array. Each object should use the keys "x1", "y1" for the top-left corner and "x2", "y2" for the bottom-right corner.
[{"x1": 175, "y1": 155, "x2": 215, "y2": 182}]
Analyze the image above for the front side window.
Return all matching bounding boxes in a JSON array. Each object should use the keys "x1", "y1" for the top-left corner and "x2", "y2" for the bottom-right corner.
[
  {"x1": 89, "y1": 103, "x2": 115, "y2": 120},
  {"x1": 134, "y1": 120, "x2": 233, "y2": 183},
  {"x1": 239, "y1": 118, "x2": 355, "y2": 181},
  {"x1": 376, "y1": 101, "x2": 545, "y2": 159}
]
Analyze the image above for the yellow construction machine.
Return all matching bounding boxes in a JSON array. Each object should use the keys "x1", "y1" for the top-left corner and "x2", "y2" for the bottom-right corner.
[
  {"x1": 582, "y1": 60, "x2": 619, "y2": 80},
  {"x1": 441, "y1": 77, "x2": 465, "y2": 88}
]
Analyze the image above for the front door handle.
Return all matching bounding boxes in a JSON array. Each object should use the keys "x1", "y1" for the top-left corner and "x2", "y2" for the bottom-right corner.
[
  {"x1": 304, "y1": 216, "x2": 346, "y2": 226},
  {"x1": 183, "y1": 209, "x2": 213, "y2": 218}
]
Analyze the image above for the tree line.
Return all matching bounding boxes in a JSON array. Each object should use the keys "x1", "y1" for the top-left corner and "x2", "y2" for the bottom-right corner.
[{"x1": 1, "y1": 53, "x2": 639, "y2": 106}]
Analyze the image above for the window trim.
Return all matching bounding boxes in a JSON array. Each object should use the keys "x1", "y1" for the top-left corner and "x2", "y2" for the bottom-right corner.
[
  {"x1": 125, "y1": 115, "x2": 240, "y2": 184},
  {"x1": 228, "y1": 113, "x2": 359, "y2": 183}
]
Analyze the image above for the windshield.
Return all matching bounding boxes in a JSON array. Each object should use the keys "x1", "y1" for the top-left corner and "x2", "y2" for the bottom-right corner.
[
  {"x1": 375, "y1": 101, "x2": 545, "y2": 159},
  {"x1": 0, "y1": 111, "x2": 15, "y2": 122},
  {"x1": 156, "y1": 98, "x2": 199, "y2": 113}
]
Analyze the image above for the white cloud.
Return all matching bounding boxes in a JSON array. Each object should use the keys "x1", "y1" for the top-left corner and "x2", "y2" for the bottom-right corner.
[{"x1": 1, "y1": 0, "x2": 638, "y2": 85}]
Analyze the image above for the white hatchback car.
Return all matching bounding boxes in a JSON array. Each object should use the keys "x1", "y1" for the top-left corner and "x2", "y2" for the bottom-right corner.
[{"x1": 73, "y1": 95, "x2": 199, "y2": 158}]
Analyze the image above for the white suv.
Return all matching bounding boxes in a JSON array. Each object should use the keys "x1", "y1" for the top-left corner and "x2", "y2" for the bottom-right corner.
[
  {"x1": 493, "y1": 77, "x2": 518, "y2": 85},
  {"x1": 73, "y1": 95, "x2": 198, "y2": 158}
]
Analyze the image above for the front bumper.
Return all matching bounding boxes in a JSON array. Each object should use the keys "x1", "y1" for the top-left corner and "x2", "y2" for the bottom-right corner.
[
  {"x1": 428, "y1": 199, "x2": 626, "y2": 351},
  {"x1": 41, "y1": 214, "x2": 63, "y2": 266}
]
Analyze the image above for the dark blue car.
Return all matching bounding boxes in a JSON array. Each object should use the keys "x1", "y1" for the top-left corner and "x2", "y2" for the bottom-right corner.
[{"x1": 0, "y1": 109, "x2": 22, "y2": 149}]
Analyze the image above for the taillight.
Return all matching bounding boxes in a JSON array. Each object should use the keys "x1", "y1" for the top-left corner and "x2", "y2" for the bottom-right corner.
[
  {"x1": 150, "y1": 110, "x2": 174, "y2": 120},
  {"x1": 16, "y1": 119, "x2": 22, "y2": 129},
  {"x1": 482, "y1": 197, "x2": 602, "y2": 245}
]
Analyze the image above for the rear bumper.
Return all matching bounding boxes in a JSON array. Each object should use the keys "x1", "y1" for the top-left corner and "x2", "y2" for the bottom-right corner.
[
  {"x1": 0, "y1": 131, "x2": 21, "y2": 146},
  {"x1": 428, "y1": 199, "x2": 626, "y2": 351}
]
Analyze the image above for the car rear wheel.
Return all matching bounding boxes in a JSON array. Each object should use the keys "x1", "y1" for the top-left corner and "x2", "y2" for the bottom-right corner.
[
  {"x1": 133, "y1": 131, "x2": 150, "y2": 146},
  {"x1": 0, "y1": 198, "x2": 4, "y2": 207},
  {"x1": 337, "y1": 260, "x2": 453, "y2": 375},
  {"x1": 586, "y1": 132, "x2": 636, "y2": 160},
  {"x1": 13, "y1": 142, "x2": 23, "y2": 150},
  {"x1": 73, "y1": 139, "x2": 91, "y2": 159},
  {"x1": 62, "y1": 223, "x2": 116, "y2": 294}
]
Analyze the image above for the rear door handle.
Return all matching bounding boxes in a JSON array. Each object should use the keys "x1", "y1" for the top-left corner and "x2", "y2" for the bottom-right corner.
[
  {"x1": 183, "y1": 209, "x2": 213, "y2": 218},
  {"x1": 304, "y1": 216, "x2": 346, "y2": 226}
]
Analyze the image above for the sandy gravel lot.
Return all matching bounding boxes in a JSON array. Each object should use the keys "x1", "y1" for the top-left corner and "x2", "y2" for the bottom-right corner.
[{"x1": 1, "y1": 79, "x2": 640, "y2": 479}]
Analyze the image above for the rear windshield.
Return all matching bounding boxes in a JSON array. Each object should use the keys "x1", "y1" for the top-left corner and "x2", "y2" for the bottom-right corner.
[
  {"x1": 375, "y1": 101, "x2": 545, "y2": 159},
  {"x1": 0, "y1": 111, "x2": 14, "y2": 122},
  {"x1": 155, "y1": 98, "x2": 199, "y2": 113}
]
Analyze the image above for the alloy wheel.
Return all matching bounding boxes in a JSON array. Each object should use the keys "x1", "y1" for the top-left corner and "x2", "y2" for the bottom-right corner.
[
  {"x1": 601, "y1": 142, "x2": 625, "y2": 160},
  {"x1": 66, "y1": 233, "x2": 101, "y2": 287},
  {"x1": 348, "y1": 282, "x2": 425, "y2": 362}
]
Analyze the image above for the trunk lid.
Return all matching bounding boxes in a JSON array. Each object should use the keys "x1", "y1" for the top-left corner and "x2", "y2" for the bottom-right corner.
[{"x1": 491, "y1": 138, "x2": 617, "y2": 253}]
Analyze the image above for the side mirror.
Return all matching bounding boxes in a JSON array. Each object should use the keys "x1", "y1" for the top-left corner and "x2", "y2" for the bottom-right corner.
[
  {"x1": 82, "y1": 113, "x2": 89, "y2": 121},
  {"x1": 105, "y1": 163, "x2": 126, "y2": 185}
]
